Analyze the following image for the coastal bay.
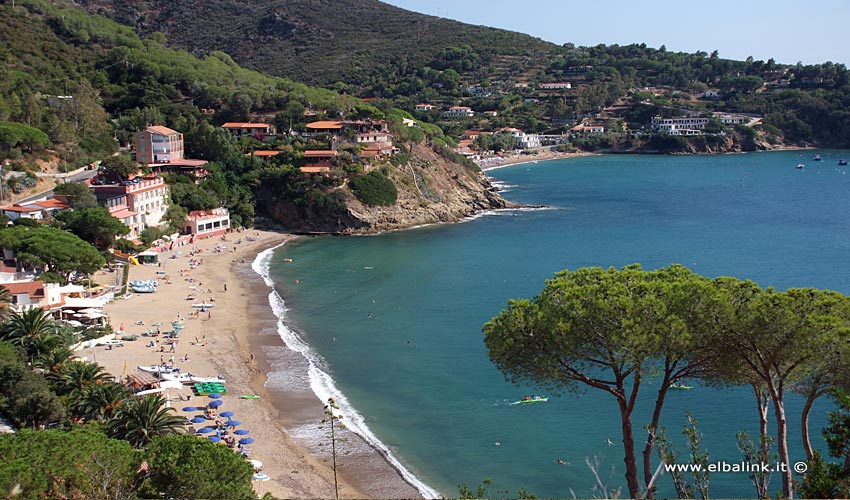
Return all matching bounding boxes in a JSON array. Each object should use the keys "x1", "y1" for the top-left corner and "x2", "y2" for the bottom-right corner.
[{"x1": 269, "y1": 150, "x2": 847, "y2": 498}]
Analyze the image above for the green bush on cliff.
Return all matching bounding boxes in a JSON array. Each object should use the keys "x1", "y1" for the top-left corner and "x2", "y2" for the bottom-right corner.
[{"x1": 349, "y1": 170, "x2": 398, "y2": 206}]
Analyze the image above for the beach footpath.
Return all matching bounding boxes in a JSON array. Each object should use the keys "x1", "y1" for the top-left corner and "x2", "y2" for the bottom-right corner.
[{"x1": 90, "y1": 229, "x2": 369, "y2": 499}]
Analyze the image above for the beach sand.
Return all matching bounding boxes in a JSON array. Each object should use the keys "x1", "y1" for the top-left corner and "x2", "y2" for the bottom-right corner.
[
  {"x1": 478, "y1": 150, "x2": 596, "y2": 171},
  {"x1": 91, "y1": 230, "x2": 422, "y2": 499}
]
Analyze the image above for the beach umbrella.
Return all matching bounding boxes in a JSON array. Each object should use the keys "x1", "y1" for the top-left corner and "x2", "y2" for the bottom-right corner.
[
  {"x1": 226, "y1": 420, "x2": 241, "y2": 427},
  {"x1": 208, "y1": 393, "x2": 222, "y2": 399},
  {"x1": 208, "y1": 400, "x2": 223, "y2": 408},
  {"x1": 190, "y1": 417, "x2": 207, "y2": 423},
  {"x1": 238, "y1": 437, "x2": 254, "y2": 445},
  {"x1": 233, "y1": 429, "x2": 250, "y2": 435},
  {"x1": 219, "y1": 411, "x2": 234, "y2": 418},
  {"x1": 196, "y1": 427, "x2": 215, "y2": 434},
  {"x1": 252, "y1": 472, "x2": 270, "y2": 481},
  {"x1": 208, "y1": 436, "x2": 221, "y2": 443},
  {"x1": 182, "y1": 406, "x2": 198, "y2": 412}
]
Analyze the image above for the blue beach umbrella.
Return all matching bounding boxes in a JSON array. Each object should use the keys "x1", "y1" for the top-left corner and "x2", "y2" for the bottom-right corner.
[
  {"x1": 238, "y1": 437, "x2": 254, "y2": 445},
  {"x1": 208, "y1": 436, "x2": 221, "y2": 443},
  {"x1": 190, "y1": 417, "x2": 206, "y2": 423},
  {"x1": 182, "y1": 406, "x2": 198, "y2": 412},
  {"x1": 233, "y1": 429, "x2": 250, "y2": 435},
  {"x1": 207, "y1": 393, "x2": 222, "y2": 399},
  {"x1": 208, "y1": 400, "x2": 223, "y2": 408},
  {"x1": 195, "y1": 427, "x2": 215, "y2": 434},
  {"x1": 226, "y1": 420, "x2": 241, "y2": 427},
  {"x1": 219, "y1": 411, "x2": 234, "y2": 418}
]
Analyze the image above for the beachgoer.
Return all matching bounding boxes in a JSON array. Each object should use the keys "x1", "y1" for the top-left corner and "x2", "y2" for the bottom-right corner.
[
  {"x1": 223, "y1": 282, "x2": 227, "y2": 291},
  {"x1": 250, "y1": 353, "x2": 255, "y2": 362}
]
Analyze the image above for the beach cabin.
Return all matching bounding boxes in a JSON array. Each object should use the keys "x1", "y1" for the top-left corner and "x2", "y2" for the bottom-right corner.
[{"x1": 135, "y1": 250, "x2": 160, "y2": 265}]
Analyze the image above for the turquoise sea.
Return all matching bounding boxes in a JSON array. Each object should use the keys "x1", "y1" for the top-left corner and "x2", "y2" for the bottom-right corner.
[{"x1": 258, "y1": 150, "x2": 849, "y2": 498}]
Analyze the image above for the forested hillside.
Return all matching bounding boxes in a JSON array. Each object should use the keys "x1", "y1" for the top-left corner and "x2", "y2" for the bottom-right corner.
[{"x1": 74, "y1": 0, "x2": 556, "y2": 86}]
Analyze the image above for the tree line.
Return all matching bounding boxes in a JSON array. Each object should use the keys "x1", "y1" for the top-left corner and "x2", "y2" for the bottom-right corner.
[{"x1": 484, "y1": 264, "x2": 850, "y2": 499}]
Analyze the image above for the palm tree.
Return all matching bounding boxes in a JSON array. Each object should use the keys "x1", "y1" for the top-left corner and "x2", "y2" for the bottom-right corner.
[
  {"x1": 53, "y1": 360, "x2": 111, "y2": 407},
  {"x1": 107, "y1": 395, "x2": 186, "y2": 447},
  {"x1": 0, "y1": 285, "x2": 12, "y2": 321},
  {"x1": 34, "y1": 345, "x2": 74, "y2": 374},
  {"x1": 2, "y1": 308, "x2": 56, "y2": 365},
  {"x1": 79, "y1": 382, "x2": 129, "y2": 422}
]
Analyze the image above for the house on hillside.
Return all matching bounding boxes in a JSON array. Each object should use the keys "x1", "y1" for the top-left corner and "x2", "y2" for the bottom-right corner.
[
  {"x1": 221, "y1": 122, "x2": 274, "y2": 138},
  {"x1": 303, "y1": 121, "x2": 345, "y2": 137},
  {"x1": 651, "y1": 116, "x2": 709, "y2": 135},
  {"x1": 415, "y1": 104, "x2": 435, "y2": 111},
  {"x1": 539, "y1": 82, "x2": 572, "y2": 90},
  {"x1": 498, "y1": 128, "x2": 541, "y2": 149},
  {"x1": 134, "y1": 126, "x2": 209, "y2": 179},
  {"x1": 442, "y1": 106, "x2": 475, "y2": 118},
  {"x1": 570, "y1": 122, "x2": 606, "y2": 137},
  {"x1": 0, "y1": 197, "x2": 71, "y2": 223}
]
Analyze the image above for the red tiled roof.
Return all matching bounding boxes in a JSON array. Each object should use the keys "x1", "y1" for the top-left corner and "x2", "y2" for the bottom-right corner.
[
  {"x1": 303, "y1": 150, "x2": 337, "y2": 157},
  {"x1": 34, "y1": 199, "x2": 70, "y2": 209},
  {"x1": 249, "y1": 150, "x2": 283, "y2": 157},
  {"x1": 305, "y1": 121, "x2": 344, "y2": 130},
  {"x1": 1, "y1": 204, "x2": 41, "y2": 213},
  {"x1": 2, "y1": 281, "x2": 45, "y2": 298},
  {"x1": 110, "y1": 208, "x2": 138, "y2": 219},
  {"x1": 300, "y1": 165, "x2": 331, "y2": 173},
  {"x1": 221, "y1": 122, "x2": 270, "y2": 129}
]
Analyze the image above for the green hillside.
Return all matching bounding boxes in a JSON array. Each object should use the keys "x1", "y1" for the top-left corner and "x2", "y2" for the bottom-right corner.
[{"x1": 73, "y1": 0, "x2": 557, "y2": 85}]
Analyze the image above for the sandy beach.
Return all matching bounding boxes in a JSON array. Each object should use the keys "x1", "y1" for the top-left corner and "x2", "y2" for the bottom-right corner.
[
  {"x1": 477, "y1": 149, "x2": 597, "y2": 171},
  {"x1": 89, "y1": 230, "x2": 421, "y2": 499}
]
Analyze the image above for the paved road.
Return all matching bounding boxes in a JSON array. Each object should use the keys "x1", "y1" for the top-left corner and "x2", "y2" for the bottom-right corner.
[{"x1": 13, "y1": 167, "x2": 99, "y2": 205}]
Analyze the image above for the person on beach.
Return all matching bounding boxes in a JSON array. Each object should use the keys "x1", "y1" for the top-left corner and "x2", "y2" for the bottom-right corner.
[{"x1": 250, "y1": 353, "x2": 255, "y2": 362}]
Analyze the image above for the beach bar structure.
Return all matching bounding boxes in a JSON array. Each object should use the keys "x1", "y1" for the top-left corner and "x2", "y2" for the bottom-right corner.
[{"x1": 183, "y1": 208, "x2": 231, "y2": 238}]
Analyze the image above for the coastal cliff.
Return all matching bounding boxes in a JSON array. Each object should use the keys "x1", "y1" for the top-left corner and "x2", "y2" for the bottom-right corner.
[{"x1": 259, "y1": 143, "x2": 513, "y2": 234}]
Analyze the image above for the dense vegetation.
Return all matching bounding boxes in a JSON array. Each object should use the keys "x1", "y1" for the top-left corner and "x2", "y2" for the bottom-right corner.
[
  {"x1": 348, "y1": 169, "x2": 398, "y2": 206},
  {"x1": 484, "y1": 264, "x2": 850, "y2": 499}
]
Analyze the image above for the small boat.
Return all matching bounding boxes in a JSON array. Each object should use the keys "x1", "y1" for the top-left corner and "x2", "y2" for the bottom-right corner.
[
  {"x1": 814, "y1": 154, "x2": 823, "y2": 161},
  {"x1": 839, "y1": 159, "x2": 848, "y2": 166},
  {"x1": 138, "y1": 365, "x2": 179, "y2": 374},
  {"x1": 282, "y1": 258, "x2": 293, "y2": 262},
  {"x1": 161, "y1": 372, "x2": 193, "y2": 383},
  {"x1": 511, "y1": 395, "x2": 549, "y2": 405},
  {"x1": 669, "y1": 383, "x2": 693, "y2": 390},
  {"x1": 131, "y1": 285, "x2": 156, "y2": 293},
  {"x1": 190, "y1": 375, "x2": 226, "y2": 384},
  {"x1": 192, "y1": 303, "x2": 215, "y2": 309},
  {"x1": 796, "y1": 163, "x2": 805, "y2": 169},
  {"x1": 240, "y1": 394, "x2": 261, "y2": 399}
]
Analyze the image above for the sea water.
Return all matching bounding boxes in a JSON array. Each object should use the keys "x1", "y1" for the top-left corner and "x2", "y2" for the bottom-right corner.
[{"x1": 260, "y1": 150, "x2": 849, "y2": 498}]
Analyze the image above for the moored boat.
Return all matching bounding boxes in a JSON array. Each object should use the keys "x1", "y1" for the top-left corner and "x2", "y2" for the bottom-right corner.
[
  {"x1": 669, "y1": 383, "x2": 693, "y2": 390},
  {"x1": 511, "y1": 395, "x2": 548, "y2": 405},
  {"x1": 814, "y1": 154, "x2": 823, "y2": 161},
  {"x1": 839, "y1": 159, "x2": 848, "y2": 166}
]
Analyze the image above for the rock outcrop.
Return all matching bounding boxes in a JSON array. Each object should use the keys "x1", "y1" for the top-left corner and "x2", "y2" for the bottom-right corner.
[{"x1": 262, "y1": 143, "x2": 514, "y2": 234}]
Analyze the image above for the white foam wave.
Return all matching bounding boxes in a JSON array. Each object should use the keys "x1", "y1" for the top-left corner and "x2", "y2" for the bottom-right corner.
[
  {"x1": 460, "y1": 205, "x2": 556, "y2": 222},
  {"x1": 252, "y1": 246, "x2": 441, "y2": 499}
]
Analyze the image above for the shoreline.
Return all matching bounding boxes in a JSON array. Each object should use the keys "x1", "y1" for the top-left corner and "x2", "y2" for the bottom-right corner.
[{"x1": 93, "y1": 230, "x2": 422, "y2": 498}]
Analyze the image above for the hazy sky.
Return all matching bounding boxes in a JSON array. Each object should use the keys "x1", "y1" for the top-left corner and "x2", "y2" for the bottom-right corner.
[{"x1": 382, "y1": 0, "x2": 849, "y2": 66}]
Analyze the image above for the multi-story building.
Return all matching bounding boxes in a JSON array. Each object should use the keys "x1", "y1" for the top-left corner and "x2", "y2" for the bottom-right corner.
[
  {"x1": 135, "y1": 126, "x2": 184, "y2": 164},
  {"x1": 442, "y1": 106, "x2": 475, "y2": 118},
  {"x1": 499, "y1": 128, "x2": 541, "y2": 149},
  {"x1": 134, "y1": 125, "x2": 208, "y2": 178},
  {"x1": 92, "y1": 176, "x2": 169, "y2": 236}
]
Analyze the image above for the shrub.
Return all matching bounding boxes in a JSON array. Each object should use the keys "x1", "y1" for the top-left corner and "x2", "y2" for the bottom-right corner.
[{"x1": 348, "y1": 170, "x2": 398, "y2": 206}]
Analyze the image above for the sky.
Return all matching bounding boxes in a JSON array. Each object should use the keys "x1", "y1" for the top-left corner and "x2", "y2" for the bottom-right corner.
[{"x1": 382, "y1": 0, "x2": 849, "y2": 66}]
